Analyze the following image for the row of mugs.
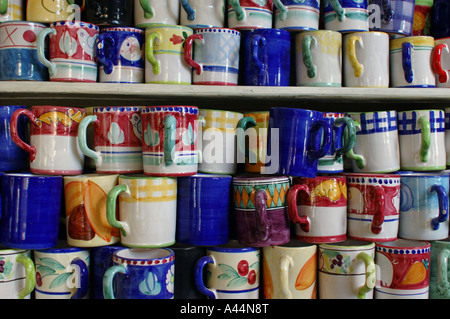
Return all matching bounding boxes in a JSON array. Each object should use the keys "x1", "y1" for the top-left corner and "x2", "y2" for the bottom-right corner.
[{"x1": 3, "y1": 238, "x2": 450, "y2": 299}]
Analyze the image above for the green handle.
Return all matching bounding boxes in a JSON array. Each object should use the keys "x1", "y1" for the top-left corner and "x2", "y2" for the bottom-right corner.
[
  {"x1": 106, "y1": 184, "x2": 128, "y2": 237},
  {"x1": 103, "y1": 264, "x2": 127, "y2": 299},
  {"x1": 334, "y1": 117, "x2": 356, "y2": 158},
  {"x1": 419, "y1": 115, "x2": 431, "y2": 162},
  {"x1": 139, "y1": 0, "x2": 154, "y2": 19},
  {"x1": 356, "y1": 252, "x2": 375, "y2": 299},
  {"x1": 302, "y1": 35, "x2": 317, "y2": 79},
  {"x1": 16, "y1": 254, "x2": 36, "y2": 299},
  {"x1": 0, "y1": 0, "x2": 8, "y2": 15},
  {"x1": 330, "y1": 0, "x2": 345, "y2": 22},
  {"x1": 36, "y1": 28, "x2": 57, "y2": 77},
  {"x1": 78, "y1": 115, "x2": 99, "y2": 162},
  {"x1": 145, "y1": 32, "x2": 160, "y2": 75},
  {"x1": 229, "y1": 0, "x2": 245, "y2": 21},
  {"x1": 437, "y1": 249, "x2": 450, "y2": 293},
  {"x1": 345, "y1": 119, "x2": 365, "y2": 169},
  {"x1": 236, "y1": 116, "x2": 257, "y2": 162},
  {"x1": 273, "y1": 0, "x2": 288, "y2": 20},
  {"x1": 164, "y1": 115, "x2": 176, "y2": 166}
]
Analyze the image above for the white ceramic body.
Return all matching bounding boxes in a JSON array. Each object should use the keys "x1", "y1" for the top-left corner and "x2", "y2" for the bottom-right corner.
[
  {"x1": 0, "y1": 249, "x2": 34, "y2": 299},
  {"x1": 343, "y1": 31, "x2": 389, "y2": 87},
  {"x1": 180, "y1": 0, "x2": 225, "y2": 28},
  {"x1": 227, "y1": 1, "x2": 273, "y2": 30},
  {"x1": 295, "y1": 30, "x2": 342, "y2": 87},
  {"x1": 134, "y1": 0, "x2": 180, "y2": 28},
  {"x1": 0, "y1": 0, "x2": 23, "y2": 22},
  {"x1": 446, "y1": 107, "x2": 450, "y2": 166},
  {"x1": 274, "y1": 1, "x2": 320, "y2": 31},
  {"x1": 323, "y1": 1, "x2": 369, "y2": 32}
]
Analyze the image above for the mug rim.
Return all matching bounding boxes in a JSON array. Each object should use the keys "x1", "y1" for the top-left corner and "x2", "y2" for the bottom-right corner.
[
  {"x1": 4, "y1": 172, "x2": 63, "y2": 179},
  {"x1": 0, "y1": 20, "x2": 47, "y2": 27},
  {"x1": 376, "y1": 239, "x2": 431, "y2": 250},
  {"x1": 319, "y1": 239, "x2": 375, "y2": 250},
  {"x1": 232, "y1": 175, "x2": 290, "y2": 185},
  {"x1": 50, "y1": 20, "x2": 99, "y2": 31},
  {"x1": 113, "y1": 247, "x2": 174, "y2": 262}
]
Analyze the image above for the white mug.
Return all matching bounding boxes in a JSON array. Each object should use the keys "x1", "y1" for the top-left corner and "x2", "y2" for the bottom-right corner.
[
  {"x1": 180, "y1": 0, "x2": 225, "y2": 29},
  {"x1": 273, "y1": 0, "x2": 320, "y2": 31},
  {"x1": 445, "y1": 107, "x2": 450, "y2": 166},
  {"x1": 227, "y1": 0, "x2": 273, "y2": 30},
  {"x1": 134, "y1": 0, "x2": 180, "y2": 28}
]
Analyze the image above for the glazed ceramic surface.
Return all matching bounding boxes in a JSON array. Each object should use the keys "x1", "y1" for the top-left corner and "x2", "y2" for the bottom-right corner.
[
  {"x1": 180, "y1": 0, "x2": 225, "y2": 29},
  {"x1": 273, "y1": 0, "x2": 320, "y2": 31},
  {"x1": 242, "y1": 111, "x2": 269, "y2": 173},
  {"x1": 369, "y1": 0, "x2": 415, "y2": 36},
  {"x1": 83, "y1": 0, "x2": 133, "y2": 27},
  {"x1": 434, "y1": 38, "x2": 450, "y2": 88},
  {"x1": 134, "y1": 0, "x2": 180, "y2": 28},
  {"x1": 430, "y1": 0, "x2": 450, "y2": 39},
  {"x1": 0, "y1": 248, "x2": 35, "y2": 299},
  {"x1": 90, "y1": 245, "x2": 122, "y2": 299},
  {"x1": 0, "y1": 0, "x2": 23, "y2": 22},
  {"x1": 227, "y1": 0, "x2": 273, "y2": 30},
  {"x1": 26, "y1": 0, "x2": 74, "y2": 23},
  {"x1": 430, "y1": 239, "x2": 450, "y2": 299},
  {"x1": 323, "y1": 0, "x2": 369, "y2": 32}
]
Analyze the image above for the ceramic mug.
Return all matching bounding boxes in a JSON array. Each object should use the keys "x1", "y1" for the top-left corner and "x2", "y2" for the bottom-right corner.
[
  {"x1": 412, "y1": 0, "x2": 433, "y2": 36},
  {"x1": 0, "y1": 247, "x2": 35, "y2": 299},
  {"x1": 430, "y1": 239, "x2": 450, "y2": 299},
  {"x1": 319, "y1": 240, "x2": 376, "y2": 299},
  {"x1": 78, "y1": 106, "x2": 143, "y2": 174},
  {"x1": 232, "y1": 176, "x2": 291, "y2": 247},
  {"x1": 241, "y1": 111, "x2": 269, "y2": 174},
  {"x1": 431, "y1": 0, "x2": 450, "y2": 39},
  {"x1": 227, "y1": 0, "x2": 273, "y2": 30},
  {"x1": 34, "y1": 245, "x2": 90, "y2": 299},
  {"x1": 83, "y1": 0, "x2": 133, "y2": 27},
  {"x1": 0, "y1": 0, "x2": 23, "y2": 22},
  {"x1": 345, "y1": 110, "x2": 400, "y2": 173},
  {"x1": 397, "y1": 109, "x2": 446, "y2": 171},
  {"x1": 141, "y1": 106, "x2": 198, "y2": 176},
  {"x1": 446, "y1": 107, "x2": 450, "y2": 166},
  {"x1": 267, "y1": 107, "x2": 332, "y2": 177},
  {"x1": 240, "y1": 28, "x2": 291, "y2": 86},
  {"x1": 346, "y1": 173, "x2": 401, "y2": 242},
  {"x1": 368, "y1": 0, "x2": 415, "y2": 36},
  {"x1": 262, "y1": 240, "x2": 317, "y2": 299},
  {"x1": 103, "y1": 247, "x2": 175, "y2": 299},
  {"x1": 194, "y1": 242, "x2": 260, "y2": 299},
  {"x1": 343, "y1": 31, "x2": 390, "y2": 88},
  {"x1": 0, "y1": 173, "x2": 63, "y2": 250},
  {"x1": 398, "y1": 172, "x2": 449, "y2": 241},
  {"x1": 184, "y1": 27, "x2": 241, "y2": 86},
  {"x1": 180, "y1": 0, "x2": 225, "y2": 29},
  {"x1": 134, "y1": 0, "x2": 180, "y2": 28},
  {"x1": 273, "y1": 0, "x2": 320, "y2": 31},
  {"x1": 295, "y1": 30, "x2": 342, "y2": 87},
  {"x1": 288, "y1": 175, "x2": 348, "y2": 244},
  {"x1": 106, "y1": 174, "x2": 178, "y2": 248},
  {"x1": 90, "y1": 245, "x2": 123, "y2": 299},
  {"x1": 10, "y1": 105, "x2": 86, "y2": 175},
  {"x1": 390, "y1": 36, "x2": 436, "y2": 88},
  {"x1": 0, "y1": 21, "x2": 48, "y2": 81},
  {"x1": 323, "y1": 0, "x2": 369, "y2": 32},
  {"x1": 26, "y1": 0, "x2": 75, "y2": 23},
  {"x1": 36, "y1": 21, "x2": 99, "y2": 82},
  {"x1": 145, "y1": 24, "x2": 193, "y2": 85},
  {"x1": 63, "y1": 174, "x2": 120, "y2": 247},
  {"x1": 97, "y1": 27, "x2": 145, "y2": 83},
  {"x1": 432, "y1": 38, "x2": 450, "y2": 88},
  {"x1": 375, "y1": 239, "x2": 431, "y2": 299}
]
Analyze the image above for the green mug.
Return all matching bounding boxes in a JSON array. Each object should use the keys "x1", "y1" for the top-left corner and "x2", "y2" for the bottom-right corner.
[{"x1": 430, "y1": 239, "x2": 450, "y2": 299}]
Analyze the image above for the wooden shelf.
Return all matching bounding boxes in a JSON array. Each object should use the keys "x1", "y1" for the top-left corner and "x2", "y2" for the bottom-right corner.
[{"x1": 1, "y1": 82, "x2": 449, "y2": 112}]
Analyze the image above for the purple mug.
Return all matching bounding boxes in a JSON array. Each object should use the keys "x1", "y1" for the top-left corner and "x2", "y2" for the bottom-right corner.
[{"x1": 232, "y1": 176, "x2": 291, "y2": 247}]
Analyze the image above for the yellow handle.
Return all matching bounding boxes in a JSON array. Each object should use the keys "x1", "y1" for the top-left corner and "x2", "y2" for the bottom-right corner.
[{"x1": 347, "y1": 36, "x2": 363, "y2": 78}]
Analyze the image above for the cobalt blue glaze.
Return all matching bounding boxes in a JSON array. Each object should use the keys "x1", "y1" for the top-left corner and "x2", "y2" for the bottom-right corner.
[
  {"x1": 91, "y1": 245, "x2": 123, "y2": 299},
  {"x1": 431, "y1": 0, "x2": 450, "y2": 39},
  {"x1": 0, "y1": 48, "x2": 48, "y2": 81}
]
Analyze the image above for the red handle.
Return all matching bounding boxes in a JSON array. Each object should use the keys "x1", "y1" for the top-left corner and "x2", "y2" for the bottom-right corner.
[
  {"x1": 184, "y1": 34, "x2": 203, "y2": 75},
  {"x1": 10, "y1": 108, "x2": 37, "y2": 162},
  {"x1": 433, "y1": 43, "x2": 449, "y2": 84},
  {"x1": 370, "y1": 186, "x2": 385, "y2": 235},
  {"x1": 287, "y1": 184, "x2": 311, "y2": 232}
]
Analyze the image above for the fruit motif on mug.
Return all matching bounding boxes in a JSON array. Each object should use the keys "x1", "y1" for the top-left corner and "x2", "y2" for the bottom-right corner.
[{"x1": 215, "y1": 258, "x2": 259, "y2": 287}]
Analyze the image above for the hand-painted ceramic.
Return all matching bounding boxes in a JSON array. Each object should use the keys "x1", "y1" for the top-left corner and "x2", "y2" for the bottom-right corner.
[
  {"x1": 323, "y1": 0, "x2": 369, "y2": 32},
  {"x1": 63, "y1": 174, "x2": 120, "y2": 247},
  {"x1": 0, "y1": 21, "x2": 48, "y2": 81},
  {"x1": 106, "y1": 174, "x2": 177, "y2": 248},
  {"x1": 10, "y1": 105, "x2": 86, "y2": 175},
  {"x1": 26, "y1": 0, "x2": 74, "y2": 23},
  {"x1": 288, "y1": 176, "x2": 348, "y2": 243},
  {"x1": 319, "y1": 240, "x2": 375, "y2": 299},
  {"x1": 346, "y1": 173, "x2": 401, "y2": 242},
  {"x1": 262, "y1": 241, "x2": 317, "y2": 299},
  {"x1": 397, "y1": 110, "x2": 446, "y2": 171},
  {"x1": 0, "y1": 247, "x2": 35, "y2": 299},
  {"x1": 233, "y1": 176, "x2": 291, "y2": 247},
  {"x1": 0, "y1": 0, "x2": 23, "y2": 22},
  {"x1": 398, "y1": 172, "x2": 449, "y2": 241},
  {"x1": 103, "y1": 247, "x2": 175, "y2": 299},
  {"x1": 185, "y1": 28, "x2": 241, "y2": 86},
  {"x1": 433, "y1": 38, "x2": 450, "y2": 88},
  {"x1": 273, "y1": 0, "x2": 320, "y2": 31},
  {"x1": 91, "y1": 245, "x2": 123, "y2": 299},
  {"x1": 194, "y1": 242, "x2": 260, "y2": 299},
  {"x1": 430, "y1": 239, "x2": 450, "y2": 299},
  {"x1": 412, "y1": 0, "x2": 433, "y2": 36},
  {"x1": 375, "y1": 239, "x2": 431, "y2": 299},
  {"x1": 78, "y1": 106, "x2": 143, "y2": 174},
  {"x1": 241, "y1": 111, "x2": 269, "y2": 174},
  {"x1": 0, "y1": 173, "x2": 63, "y2": 250},
  {"x1": 369, "y1": 0, "x2": 415, "y2": 36},
  {"x1": 267, "y1": 107, "x2": 332, "y2": 177},
  {"x1": 446, "y1": 107, "x2": 450, "y2": 166},
  {"x1": 36, "y1": 21, "x2": 99, "y2": 82},
  {"x1": 431, "y1": 0, "x2": 450, "y2": 39},
  {"x1": 134, "y1": 0, "x2": 180, "y2": 28},
  {"x1": 180, "y1": 0, "x2": 225, "y2": 29},
  {"x1": 176, "y1": 174, "x2": 232, "y2": 246},
  {"x1": 141, "y1": 106, "x2": 198, "y2": 176},
  {"x1": 227, "y1": 0, "x2": 273, "y2": 30},
  {"x1": 83, "y1": 0, "x2": 133, "y2": 27},
  {"x1": 97, "y1": 27, "x2": 145, "y2": 83},
  {"x1": 241, "y1": 28, "x2": 290, "y2": 86},
  {"x1": 34, "y1": 245, "x2": 90, "y2": 299}
]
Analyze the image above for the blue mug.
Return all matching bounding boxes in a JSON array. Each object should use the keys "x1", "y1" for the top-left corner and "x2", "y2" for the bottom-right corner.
[
  {"x1": 369, "y1": 0, "x2": 415, "y2": 36},
  {"x1": 176, "y1": 174, "x2": 232, "y2": 246},
  {"x1": 0, "y1": 105, "x2": 29, "y2": 172},
  {"x1": 241, "y1": 28, "x2": 291, "y2": 86},
  {"x1": 0, "y1": 173, "x2": 63, "y2": 249},
  {"x1": 267, "y1": 107, "x2": 332, "y2": 177},
  {"x1": 91, "y1": 245, "x2": 123, "y2": 299},
  {"x1": 431, "y1": 0, "x2": 450, "y2": 39}
]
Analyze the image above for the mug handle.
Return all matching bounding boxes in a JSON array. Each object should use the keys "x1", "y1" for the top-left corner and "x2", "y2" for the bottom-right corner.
[
  {"x1": 380, "y1": 0, "x2": 393, "y2": 23},
  {"x1": 97, "y1": 33, "x2": 115, "y2": 75},
  {"x1": 103, "y1": 264, "x2": 127, "y2": 299},
  {"x1": 70, "y1": 258, "x2": 89, "y2": 299},
  {"x1": 255, "y1": 189, "x2": 270, "y2": 242},
  {"x1": 184, "y1": 34, "x2": 203, "y2": 75},
  {"x1": 180, "y1": 0, "x2": 196, "y2": 21},
  {"x1": 236, "y1": 116, "x2": 257, "y2": 163},
  {"x1": 302, "y1": 35, "x2": 317, "y2": 79},
  {"x1": 402, "y1": 42, "x2": 414, "y2": 84},
  {"x1": 308, "y1": 119, "x2": 332, "y2": 161},
  {"x1": 355, "y1": 252, "x2": 376, "y2": 299},
  {"x1": 370, "y1": 186, "x2": 385, "y2": 235},
  {"x1": 347, "y1": 35, "x2": 363, "y2": 78},
  {"x1": 78, "y1": 115, "x2": 100, "y2": 163},
  {"x1": 280, "y1": 254, "x2": 294, "y2": 299},
  {"x1": 287, "y1": 184, "x2": 311, "y2": 232},
  {"x1": 197, "y1": 115, "x2": 206, "y2": 164},
  {"x1": 106, "y1": 184, "x2": 130, "y2": 237},
  {"x1": 229, "y1": 0, "x2": 245, "y2": 21},
  {"x1": 437, "y1": 249, "x2": 450, "y2": 293},
  {"x1": 139, "y1": 0, "x2": 154, "y2": 19},
  {"x1": 251, "y1": 35, "x2": 266, "y2": 76},
  {"x1": 333, "y1": 117, "x2": 356, "y2": 158},
  {"x1": 145, "y1": 32, "x2": 161, "y2": 75},
  {"x1": 430, "y1": 184, "x2": 449, "y2": 231},
  {"x1": 10, "y1": 108, "x2": 37, "y2": 162},
  {"x1": 0, "y1": 0, "x2": 7, "y2": 14},
  {"x1": 329, "y1": 0, "x2": 345, "y2": 22},
  {"x1": 163, "y1": 114, "x2": 177, "y2": 166},
  {"x1": 36, "y1": 28, "x2": 57, "y2": 77},
  {"x1": 194, "y1": 255, "x2": 217, "y2": 299},
  {"x1": 345, "y1": 119, "x2": 365, "y2": 169},
  {"x1": 273, "y1": 0, "x2": 288, "y2": 21},
  {"x1": 432, "y1": 43, "x2": 449, "y2": 84},
  {"x1": 418, "y1": 115, "x2": 431, "y2": 163},
  {"x1": 16, "y1": 254, "x2": 36, "y2": 299}
]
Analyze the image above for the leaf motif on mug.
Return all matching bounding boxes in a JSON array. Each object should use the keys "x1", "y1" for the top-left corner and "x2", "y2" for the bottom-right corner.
[
  {"x1": 139, "y1": 270, "x2": 161, "y2": 296},
  {"x1": 130, "y1": 113, "x2": 143, "y2": 140},
  {"x1": 59, "y1": 31, "x2": 78, "y2": 56},
  {"x1": 107, "y1": 122, "x2": 125, "y2": 145},
  {"x1": 144, "y1": 123, "x2": 160, "y2": 147}
]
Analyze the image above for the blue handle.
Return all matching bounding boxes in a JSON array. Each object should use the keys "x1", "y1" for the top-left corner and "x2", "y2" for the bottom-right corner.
[
  {"x1": 309, "y1": 119, "x2": 333, "y2": 160},
  {"x1": 181, "y1": 0, "x2": 196, "y2": 20},
  {"x1": 97, "y1": 33, "x2": 116, "y2": 75},
  {"x1": 430, "y1": 184, "x2": 449, "y2": 230},
  {"x1": 194, "y1": 255, "x2": 216, "y2": 299},
  {"x1": 402, "y1": 42, "x2": 414, "y2": 84},
  {"x1": 70, "y1": 258, "x2": 89, "y2": 299},
  {"x1": 251, "y1": 35, "x2": 266, "y2": 76}
]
